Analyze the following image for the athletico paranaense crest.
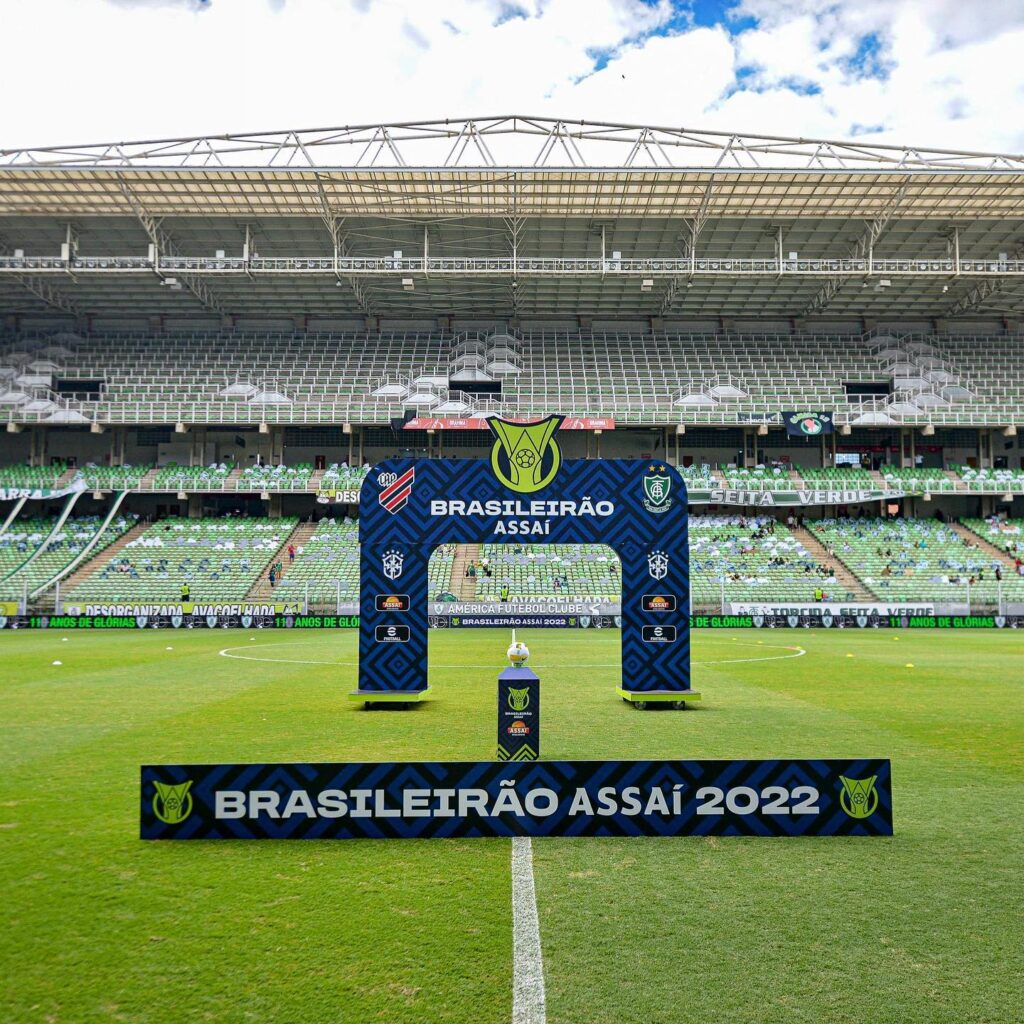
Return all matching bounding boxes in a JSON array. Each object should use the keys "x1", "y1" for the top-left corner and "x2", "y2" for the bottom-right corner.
[{"x1": 378, "y1": 467, "x2": 415, "y2": 514}]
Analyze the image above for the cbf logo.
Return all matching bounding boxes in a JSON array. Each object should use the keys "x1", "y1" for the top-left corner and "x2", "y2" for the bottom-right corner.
[
  {"x1": 153, "y1": 780, "x2": 193, "y2": 825},
  {"x1": 642, "y1": 464, "x2": 673, "y2": 514},
  {"x1": 382, "y1": 548, "x2": 404, "y2": 580},
  {"x1": 488, "y1": 415, "x2": 563, "y2": 493},
  {"x1": 507, "y1": 687, "x2": 530, "y2": 711},
  {"x1": 839, "y1": 775, "x2": 879, "y2": 820},
  {"x1": 647, "y1": 550, "x2": 669, "y2": 580}
]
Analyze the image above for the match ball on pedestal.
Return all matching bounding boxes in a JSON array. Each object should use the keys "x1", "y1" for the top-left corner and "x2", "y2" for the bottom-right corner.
[{"x1": 507, "y1": 641, "x2": 530, "y2": 666}]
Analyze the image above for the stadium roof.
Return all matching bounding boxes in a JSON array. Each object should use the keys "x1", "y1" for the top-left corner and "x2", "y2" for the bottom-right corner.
[{"x1": 1, "y1": 117, "x2": 1023, "y2": 322}]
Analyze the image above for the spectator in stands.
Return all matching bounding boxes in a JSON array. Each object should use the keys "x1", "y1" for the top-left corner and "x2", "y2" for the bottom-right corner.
[
  {"x1": 180, "y1": 582, "x2": 190, "y2": 602},
  {"x1": 500, "y1": 583, "x2": 510, "y2": 603},
  {"x1": 269, "y1": 567, "x2": 276, "y2": 588},
  {"x1": 288, "y1": 543, "x2": 296, "y2": 563}
]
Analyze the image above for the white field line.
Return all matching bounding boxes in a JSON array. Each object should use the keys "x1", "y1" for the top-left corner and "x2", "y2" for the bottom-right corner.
[
  {"x1": 511, "y1": 836, "x2": 546, "y2": 1024},
  {"x1": 217, "y1": 639, "x2": 806, "y2": 669}
]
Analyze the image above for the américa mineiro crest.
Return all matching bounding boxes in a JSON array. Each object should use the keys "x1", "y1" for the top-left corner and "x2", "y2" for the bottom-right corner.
[{"x1": 642, "y1": 464, "x2": 673, "y2": 514}]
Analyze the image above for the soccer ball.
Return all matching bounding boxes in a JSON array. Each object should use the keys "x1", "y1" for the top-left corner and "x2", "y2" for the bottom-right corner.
[{"x1": 507, "y1": 641, "x2": 530, "y2": 666}]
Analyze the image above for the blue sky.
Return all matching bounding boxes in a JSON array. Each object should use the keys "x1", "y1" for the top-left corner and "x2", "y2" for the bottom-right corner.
[{"x1": 3, "y1": 0, "x2": 1024, "y2": 153}]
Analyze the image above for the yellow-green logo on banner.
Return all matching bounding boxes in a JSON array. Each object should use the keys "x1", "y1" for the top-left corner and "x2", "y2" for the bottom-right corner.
[
  {"x1": 153, "y1": 780, "x2": 194, "y2": 825},
  {"x1": 838, "y1": 775, "x2": 878, "y2": 820},
  {"x1": 488, "y1": 415, "x2": 563, "y2": 493}
]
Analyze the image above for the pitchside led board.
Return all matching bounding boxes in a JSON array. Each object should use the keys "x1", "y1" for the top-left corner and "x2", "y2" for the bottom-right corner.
[{"x1": 355, "y1": 415, "x2": 694, "y2": 706}]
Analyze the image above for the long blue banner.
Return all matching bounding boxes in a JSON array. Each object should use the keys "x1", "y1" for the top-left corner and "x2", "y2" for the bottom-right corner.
[{"x1": 141, "y1": 759, "x2": 893, "y2": 839}]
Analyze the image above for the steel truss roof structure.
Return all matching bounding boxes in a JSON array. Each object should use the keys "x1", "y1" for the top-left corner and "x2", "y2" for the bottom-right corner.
[{"x1": 1, "y1": 117, "x2": 1024, "y2": 321}]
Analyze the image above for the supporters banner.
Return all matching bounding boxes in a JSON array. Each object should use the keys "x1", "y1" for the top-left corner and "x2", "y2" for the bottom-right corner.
[
  {"x1": 782, "y1": 411, "x2": 834, "y2": 437},
  {"x1": 403, "y1": 416, "x2": 614, "y2": 431},
  {"x1": 728, "y1": 602, "x2": 936, "y2": 617},
  {"x1": 0, "y1": 479, "x2": 87, "y2": 501},
  {"x1": 315, "y1": 488, "x2": 359, "y2": 505},
  {"x1": 140, "y1": 758, "x2": 893, "y2": 840},
  {"x1": 687, "y1": 487, "x2": 896, "y2": 506},
  {"x1": 0, "y1": 612, "x2": 358, "y2": 629},
  {"x1": 65, "y1": 601, "x2": 302, "y2": 617}
]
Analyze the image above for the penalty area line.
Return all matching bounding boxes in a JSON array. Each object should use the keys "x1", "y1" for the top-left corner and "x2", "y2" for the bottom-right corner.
[{"x1": 512, "y1": 836, "x2": 546, "y2": 1024}]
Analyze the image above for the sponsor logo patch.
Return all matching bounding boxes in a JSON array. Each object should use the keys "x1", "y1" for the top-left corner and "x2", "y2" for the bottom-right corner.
[
  {"x1": 375, "y1": 594, "x2": 411, "y2": 612},
  {"x1": 375, "y1": 624, "x2": 410, "y2": 643},
  {"x1": 642, "y1": 624, "x2": 677, "y2": 644},
  {"x1": 642, "y1": 593, "x2": 677, "y2": 613}
]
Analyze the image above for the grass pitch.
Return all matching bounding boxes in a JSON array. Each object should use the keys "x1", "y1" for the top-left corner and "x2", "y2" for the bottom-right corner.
[{"x1": 2, "y1": 627, "x2": 1022, "y2": 1024}]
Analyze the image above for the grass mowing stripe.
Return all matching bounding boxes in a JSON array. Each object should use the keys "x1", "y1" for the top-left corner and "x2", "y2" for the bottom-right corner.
[{"x1": 512, "y1": 837, "x2": 546, "y2": 1024}]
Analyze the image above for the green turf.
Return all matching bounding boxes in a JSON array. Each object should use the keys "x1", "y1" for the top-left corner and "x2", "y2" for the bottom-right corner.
[{"x1": 1, "y1": 628, "x2": 1022, "y2": 1023}]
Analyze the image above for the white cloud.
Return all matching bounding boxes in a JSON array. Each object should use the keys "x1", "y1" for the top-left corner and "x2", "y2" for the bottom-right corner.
[{"x1": 0, "y1": 0, "x2": 1021, "y2": 157}]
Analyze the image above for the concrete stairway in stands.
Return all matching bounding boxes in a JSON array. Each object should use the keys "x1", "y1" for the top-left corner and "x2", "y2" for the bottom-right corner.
[
  {"x1": 246, "y1": 521, "x2": 317, "y2": 600},
  {"x1": 792, "y1": 526, "x2": 873, "y2": 600},
  {"x1": 54, "y1": 466, "x2": 80, "y2": 488},
  {"x1": 57, "y1": 520, "x2": 151, "y2": 598},
  {"x1": 452, "y1": 543, "x2": 481, "y2": 600},
  {"x1": 952, "y1": 522, "x2": 1019, "y2": 569}
]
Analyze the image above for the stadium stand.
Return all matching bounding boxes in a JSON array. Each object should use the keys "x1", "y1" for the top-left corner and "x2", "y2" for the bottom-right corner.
[
  {"x1": 149, "y1": 464, "x2": 233, "y2": 491},
  {"x1": 956, "y1": 465, "x2": 1024, "y2": 493},
  {"x1": 3, "y1": 329, "x2": 1022, "y2": 428},
  {"x1": 475, "y1": 544, "x2": 620, "y2": 602},
  {"x1": 272, "y1": 519, "x2": 360, "y2": 602},
  {"x1": 0, "y1": 512, "x2": 138, "y2": 599},
  {"x1": 0, "y1": 463, "x2": 69, "y2": 490},
  {"x1": 806, "y1": 517, "x2": 1024, "y2": 606},
  {"x1": 962, "y1": 517, "x2": 1024, "y2": 558},
  {"x1": 690, "y1": 516, "x2": 848, "y2": 605},
  {"x1": 0, "y1": 516, "x2": 55, "y2": 578},
  {"x1": 66, "y1": 517, "x2": 296, "y2": 606},
  {"x1": 240, "y1": 464, "x2": 314, "y2": 491},
  {"x1": 78, "y1": 464, "x2": 153, "y2": 490}
]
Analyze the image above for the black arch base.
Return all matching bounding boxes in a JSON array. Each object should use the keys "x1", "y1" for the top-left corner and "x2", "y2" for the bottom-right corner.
[
  {"x1": 617, "y1": 687, "x2": 702, "y2": 709},
  {"x1": 355, "y1": 419, "x2": 693, "y2": 709},
  {"x1": 347, "y1": 688, "x2": 432, "y2": 707}
]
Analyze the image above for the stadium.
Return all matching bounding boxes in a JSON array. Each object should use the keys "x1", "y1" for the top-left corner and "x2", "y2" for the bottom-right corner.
[{"x1": 2, "y1": 115, "x2": 1023, "y2": 1023}]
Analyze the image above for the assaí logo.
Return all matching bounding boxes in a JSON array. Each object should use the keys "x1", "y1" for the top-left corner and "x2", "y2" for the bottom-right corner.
[
  {"x1": 153, "y1": 780, "x2": 193, "y2": 825},
  {"x1": 488, "y1": 415, "x2": 563, "y2": 493}
]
